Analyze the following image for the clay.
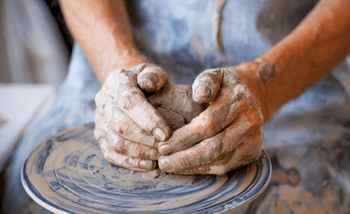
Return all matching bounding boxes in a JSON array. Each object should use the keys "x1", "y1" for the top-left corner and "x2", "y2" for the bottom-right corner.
[
  {"x1": 95, "y1": 66, "x2": 206, "y2": 171},
  {"x1": 147, "y1": 84, "x2": 207, "y2": 125},
  {"x1": 256, "y1": 62, "x2": 275, "y2": 82},
  {"x1": 158, "y1": 68, "x2": 264, "y2": 175},
  {"x1": 24, "y1": 124, "x2": 271, "y2": 213},
  {"x1": 155, "y1": 107, "x2": 187, "y2": 130},
  {"x1": 141, "y1": 168, "x2": 166, "y2": 179}
]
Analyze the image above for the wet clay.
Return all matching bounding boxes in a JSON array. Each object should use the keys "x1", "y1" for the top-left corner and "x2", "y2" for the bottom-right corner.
[
  {"x1": 158, "y1": 68, "x2": 264, "y2": 175},
  {"x1": 256, "y1": 62, "x2": 275, "y2": 82},
  {"x1": 95, "y1": 69, "x2": 206, "y2": 172},
  {"x1": 23, "y1": 124, "x2": 272, "y2": 213},
  {"x1": 147, "y1": 84, "x2": 207, "y2": 127}
]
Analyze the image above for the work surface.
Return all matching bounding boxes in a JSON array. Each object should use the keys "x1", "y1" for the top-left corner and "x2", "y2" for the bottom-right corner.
[{"x1": 22, "y1": 124, "x2": 271, "y2": 214}]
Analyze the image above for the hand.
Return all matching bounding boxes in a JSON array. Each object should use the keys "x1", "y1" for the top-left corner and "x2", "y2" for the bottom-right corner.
[
  {"x1": 94, "y1": 63, "x2": 171, "y2": 172},
  {"x1": 158, "y1": 65, "x2": 264, "y2": 175}
]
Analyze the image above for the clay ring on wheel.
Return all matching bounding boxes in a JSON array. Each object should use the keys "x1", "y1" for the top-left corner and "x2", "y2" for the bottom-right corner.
[{"x1": 22, "y1": 124, "x2": 271, "y2": 214}]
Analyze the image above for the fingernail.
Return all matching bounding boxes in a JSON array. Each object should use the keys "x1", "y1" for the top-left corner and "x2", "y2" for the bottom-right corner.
[
  {"x1": 153, "y1": 128, "x2": 167, "y2": 141},
  {"x1": 158, "y1": 156, "x2": 173, "y2": 171},
  {"x1": 139, "y1": 160, "x2": 153, "y2": 169},
  {"x1": 195, "y1": 85, "x2": 211, "y2": 98},
  {"x1": 159, "y1": 145, "x2": 171, "y2": 155}
]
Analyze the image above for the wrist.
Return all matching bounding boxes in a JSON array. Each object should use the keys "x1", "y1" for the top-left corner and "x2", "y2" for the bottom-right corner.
[
  {"x1": 230, "y1": 62, "x2": 275, "y2": 123},
  {"x1": 98, "y1": 49, "x2": 147, "y2": 84}
]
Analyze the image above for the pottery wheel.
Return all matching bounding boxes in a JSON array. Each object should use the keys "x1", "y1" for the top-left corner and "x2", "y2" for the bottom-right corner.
[{"x1": 22, "y1": 124, "x2": 271, "y2": 214}]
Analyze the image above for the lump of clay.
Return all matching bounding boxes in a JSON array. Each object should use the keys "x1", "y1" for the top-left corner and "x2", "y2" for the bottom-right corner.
[{"x1": 147, "y1": 85, "x2": 207, "y2": 131}]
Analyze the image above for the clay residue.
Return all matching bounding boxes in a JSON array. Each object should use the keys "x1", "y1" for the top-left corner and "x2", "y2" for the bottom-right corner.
[
  {"x1": 117, "y1": 168, "x2": 202, "y2": 190},
  {"x1": 0, "y1": 115, "x2": 6, "y2": 126},
  {"x1": 257, "y1": 62, "x2": 275, "y2": 82},
  {"x1": 24, "y1": 125, "x2": 270, "y2": 213},
  {"x1": 156, "y1": 107, "x2": 187, "y2": 130},
  {"x1": 147, "y1": 85, "x2": 207, "y2": 125}
]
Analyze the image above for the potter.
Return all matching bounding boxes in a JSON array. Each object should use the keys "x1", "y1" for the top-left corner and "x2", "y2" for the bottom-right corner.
[{"x1": 59, "y1": 0, "x2": 350, "y2": 174}]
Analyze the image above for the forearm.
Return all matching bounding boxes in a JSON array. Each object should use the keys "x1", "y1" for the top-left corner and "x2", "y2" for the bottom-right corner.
[
  {"x1": 59, "y1": 0, "x2": 146, "y2": 83},
  {"x1": 239, "y1": 0, "x2": 350, "y2": 121}
]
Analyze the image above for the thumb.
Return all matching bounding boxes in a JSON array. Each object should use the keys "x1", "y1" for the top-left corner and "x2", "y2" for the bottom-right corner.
[{"x1": 137, "y1": 64, "x2": 169, "y2": 93}]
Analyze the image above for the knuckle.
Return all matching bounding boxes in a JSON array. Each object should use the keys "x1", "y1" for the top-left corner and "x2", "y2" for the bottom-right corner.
[
  {"x1": 233, "y1": 84, "x2": 249, "y2": 99},
  {"x1": 179, "y1": 156, "x2": 193, "y2": 170},
  {"x1": 113, "y1": 138, "x2": 125, "y2": 150},
  {"x1": 204, "y1": 139, "x2": 222, "y2": 161},
  {"x1": 222, "y1": 69, "x2": 238, "y2": 86},
  {"x1": 119, "y1": 89, "x2": 142, "y2": 110},
  {"x1": 115, "y1": 117, "x2": 132, "y2": 136},
  {"x1": 112, "y1": 139, "x2": 127, "y2": 156},
  {"x1": 105, "y1": 69, "x2": 128, "y2": 87}
]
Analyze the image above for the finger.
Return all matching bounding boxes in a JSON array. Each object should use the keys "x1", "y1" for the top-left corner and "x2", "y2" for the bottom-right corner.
[
  {"x1": 137, "y1": 65, "x2": 169, "y2": 93},
  {"x1": 104, "y1": 68, "x2": 171, "y2": 141},
  {"x1": 106, "y1": 130, "x2": 160, "y2": 160},
  {"x1": 159, "y1": 86, "x2": 250, "y2": 156},
  {"x1": 94, "y1": 113, "x2": 109, "y2": 142},
  {"x1": 99, "y1": 138, "x2": 157, "y2": 171},
  {"x1": 110, "y1": 107, "x2": 158, "y2": 148},
  {"x1": 192, "y1": 69, "x2": 223, "y2": 104},
  {"x1": 158, "y1": 113, "x2": 257, "y2": 173},
  {"x1": 94, "y1": 91, "x2": 111, "y2": 138},
  {"x1": 175, "y1": 128, "x2": 263, "y2": 175}
]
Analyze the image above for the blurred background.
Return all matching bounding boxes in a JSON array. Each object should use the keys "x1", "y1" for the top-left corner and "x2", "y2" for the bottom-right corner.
[
  {"x1": 0, "y1": 0, "x2": 72, "y2": 86},
  {"x1": 0, "y1": 0, "x2": 73, "y2": 207}
]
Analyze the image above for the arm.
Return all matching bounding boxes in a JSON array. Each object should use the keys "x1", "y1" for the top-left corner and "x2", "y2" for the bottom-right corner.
[
  {"x1": 250, "y1": 0, "x2": 350, "y2": 121},
  {"x1": 252, "y1": 0, "x2": 350, "y2": 121},
  {"x1": 59, "y1": 0, "x2": 146, "y2": 83},
  {"x1": 60, "y1": 0, "x2": 172, "y2": 171},
  {"x1": 158, "y1": 0, "x2": 350, "y2": 174}
]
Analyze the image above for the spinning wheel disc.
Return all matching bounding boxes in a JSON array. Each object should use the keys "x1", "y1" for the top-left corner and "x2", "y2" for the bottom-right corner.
[{"x1": 22, "y1": 124, "x2": 271, "y2": 213}]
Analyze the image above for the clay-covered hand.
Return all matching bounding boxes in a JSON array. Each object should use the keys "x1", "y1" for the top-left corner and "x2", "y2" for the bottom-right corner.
[
  {"x1": 94, "y1": 63, "x2": 172, "y2": 172},
  {"x1": 158, "y1": 66, "x2": 264, "y2": 175}
]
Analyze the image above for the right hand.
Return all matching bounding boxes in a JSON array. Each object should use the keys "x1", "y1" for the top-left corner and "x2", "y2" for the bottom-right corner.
[{"x1": 94, "y1": 63, "x2": 171, "y2": 171}]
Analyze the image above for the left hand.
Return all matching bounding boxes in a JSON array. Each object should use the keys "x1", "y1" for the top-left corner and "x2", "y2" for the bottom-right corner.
[{"x1": 158, "y1": 64, "x2": 264, "y2": 175}]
